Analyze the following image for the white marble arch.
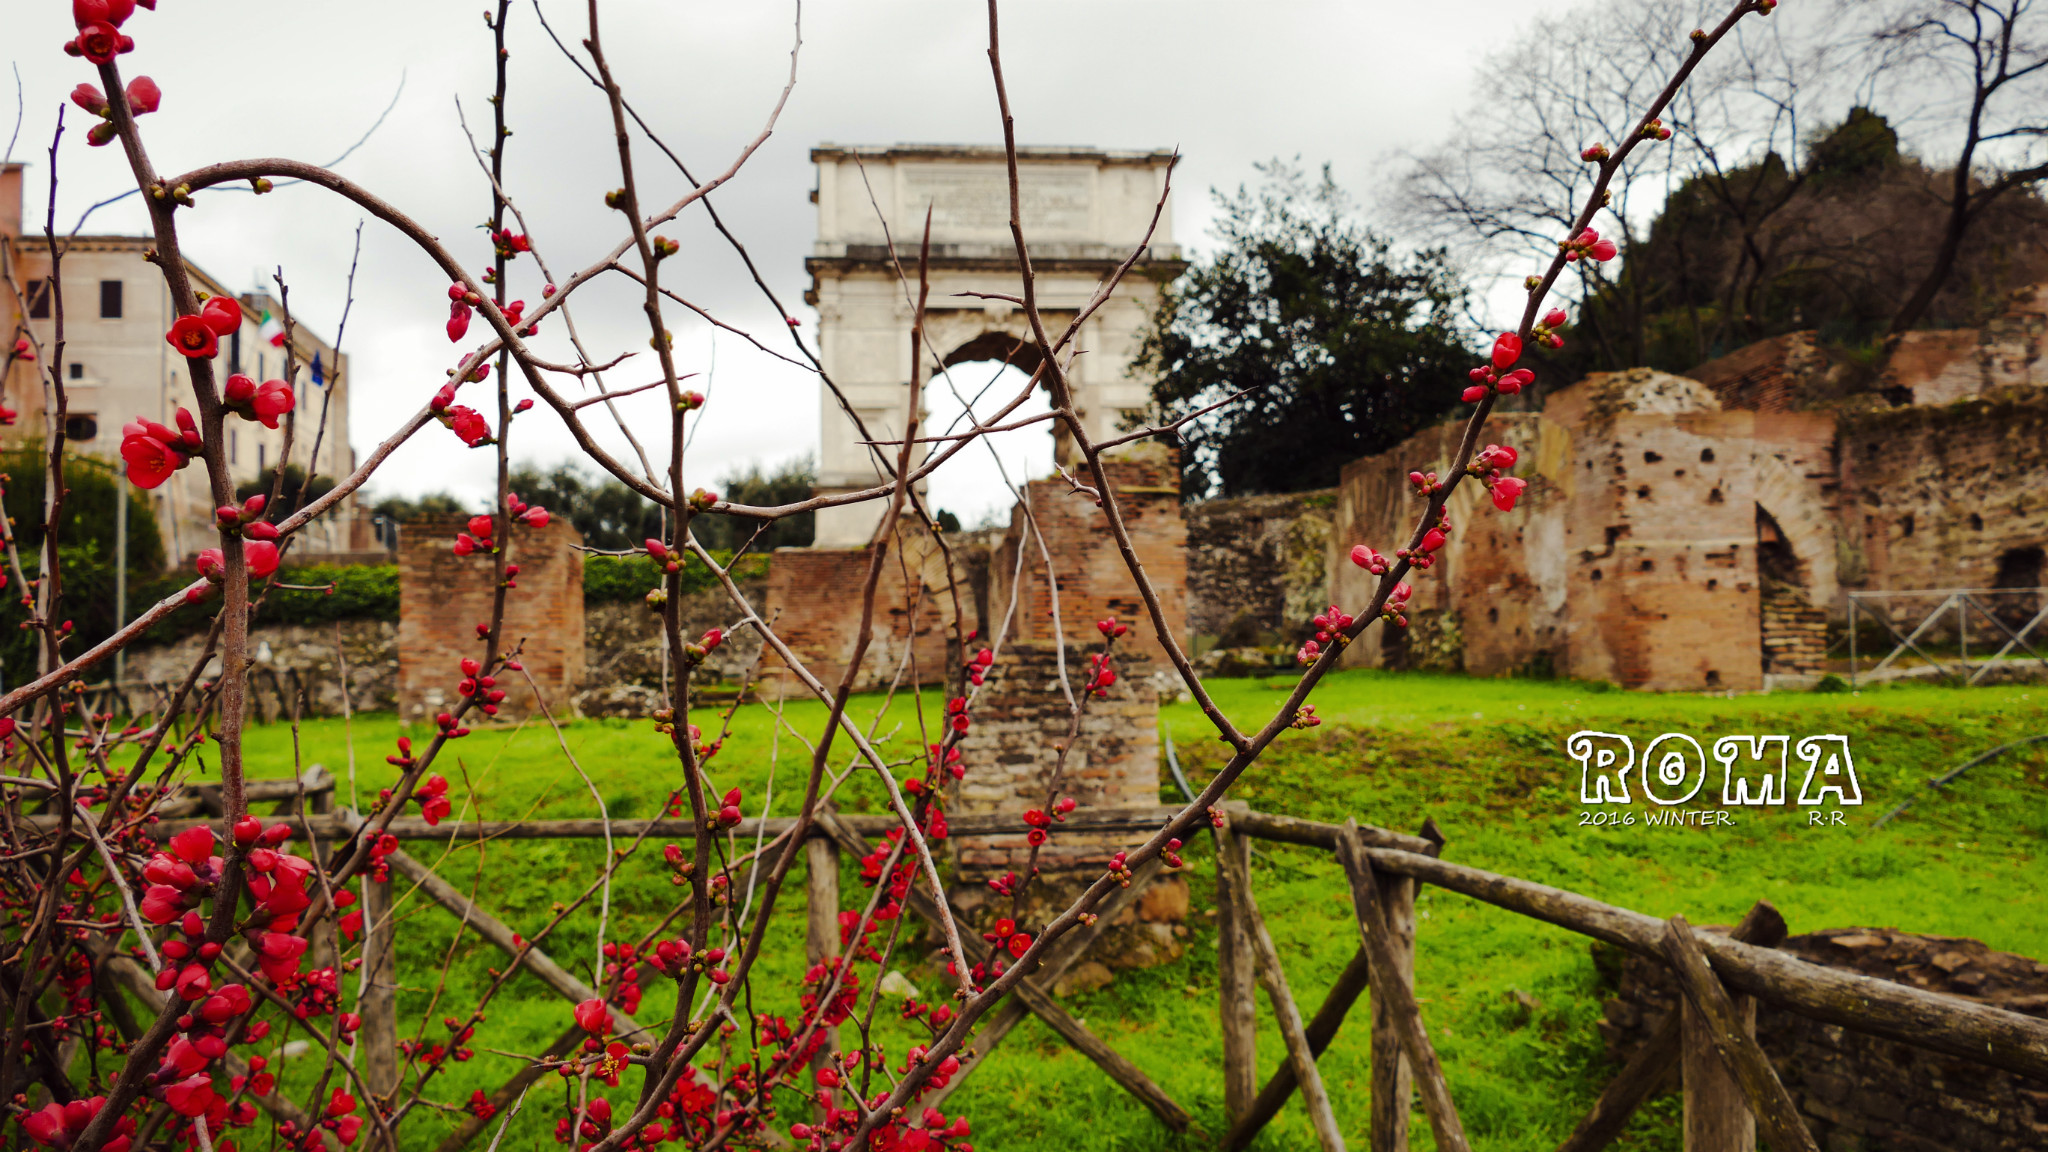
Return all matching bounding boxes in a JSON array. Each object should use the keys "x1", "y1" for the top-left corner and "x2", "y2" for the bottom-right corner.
[{"x1": 803, "y1": 144, "x2": 1185, "y2": 547}]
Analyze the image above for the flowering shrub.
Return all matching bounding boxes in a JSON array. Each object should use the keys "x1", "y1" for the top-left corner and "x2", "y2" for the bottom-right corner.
[{"x1": 0, "y1": 0, "x2": 1777, "y2": 1149}]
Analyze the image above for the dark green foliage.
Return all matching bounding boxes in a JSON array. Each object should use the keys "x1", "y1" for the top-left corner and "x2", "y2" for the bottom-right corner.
[
  {"x1": 582, "y1": 551, "x2": 769, "y2": 603},
  {"x1": 1135, "y1": 162, "x2": 1472, "y2": 497},
  {"x1": 0, "y1": 444, "x2": 170, "y2": 687},
  {"x1": 369, "y1": 491, "x2": 468, "y2": 523},
  {"x1": 0, "y1": 441, "x2": 166, "y2": 575},
  {"x1": 507, "y1": 463, "x2": 665, "y2": 551},
  {"x1": 1565, "y1": 108, "x2": 2048, "y2": 375},
  {"x1": 692, "y1": 456, "x2": 815, "y2": 553},
  {"x1": 236, "y1": 464, "x2": 336, "y2": 522},
  {"x1": 126, "y1": 563, "x2": 401, "y2": 653}
]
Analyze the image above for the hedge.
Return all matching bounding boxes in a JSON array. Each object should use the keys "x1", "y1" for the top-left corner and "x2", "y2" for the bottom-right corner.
[{"x1": 127, "y1": 550, "x2": 771, "y2": 647}]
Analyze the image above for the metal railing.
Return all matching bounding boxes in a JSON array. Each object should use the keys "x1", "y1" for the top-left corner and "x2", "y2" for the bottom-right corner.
[{"x1": 1847, "y1": 587, "x2": 2048, "y2": 687}]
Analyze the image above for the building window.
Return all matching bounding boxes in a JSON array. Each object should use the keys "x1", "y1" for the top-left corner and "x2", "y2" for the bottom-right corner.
[
  {"x1": 231, "y1": 429, "x2": 239, "y2": 464},
  {"x1": 99, "y1": 280, "x2": 122, "y2": 319},
  {"x1": 229, "y1": 328, "x2": 242, "y2": 375},
  {"x1": 68, "y1": 363, "x2": 83, "y2": 380},
  {"x1": 26, "y1": 279, "x2": 53, "y2": 319},
  {"x1": 258, "y1": 443, "x2": 266, "y2": 473},
  {"x1": 64, "y1": 415, "x2": 98, "y2": 442}
]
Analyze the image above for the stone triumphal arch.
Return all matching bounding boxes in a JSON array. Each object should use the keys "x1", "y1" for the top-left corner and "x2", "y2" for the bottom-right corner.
[{"x1": 803, "y1": 144, "x2": 1185, "y2": 546}]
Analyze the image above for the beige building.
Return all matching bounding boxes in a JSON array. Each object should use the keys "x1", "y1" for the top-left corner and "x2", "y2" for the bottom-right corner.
[
  {"x1": 804, "y1": 144, "x2": 1185, "y2": 546},
  {"x1": 0, "y1": 162, "x2": 357, "y2": 566}
]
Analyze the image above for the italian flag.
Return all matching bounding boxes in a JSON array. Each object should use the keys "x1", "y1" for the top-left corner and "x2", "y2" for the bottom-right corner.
[{"x1": 258, "y1": 307, "x2": 286, "y2": 347}]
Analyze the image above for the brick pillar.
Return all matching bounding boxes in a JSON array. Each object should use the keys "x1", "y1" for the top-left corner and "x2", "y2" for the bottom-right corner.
[
  {"x1": 396, "y1": 515, "x2": 585, "y2": 722},
  {"x1": 949, "y1": 443, "x2": 1185, "y2": 898}
]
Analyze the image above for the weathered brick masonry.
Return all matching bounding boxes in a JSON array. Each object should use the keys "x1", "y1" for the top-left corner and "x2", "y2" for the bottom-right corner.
[
  {"x1": 397, "y1": 516, "x2": 585, "y2": 722},
  {"x1": 950, "y1": 642, "x2": 1163, "y2": 880},
  {"x1": 982, "y1": 448, "x2": 1188, "y2": 675},
  {"x1": 1185, "y1": 489, "x2": 1334, "y2": 647},
  {"x1": 1601, "y1": 926, "x2": 2048, "y2": 1150},
  {"x1": 1327, "y1": 332, "x2": 2048, "y2": 688},
  {"x1": 761, "y1": 517, "x2": 959, "y2": 693}
]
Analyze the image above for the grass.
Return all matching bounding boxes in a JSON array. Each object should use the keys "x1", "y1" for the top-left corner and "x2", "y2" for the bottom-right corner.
[{"x1": 183, "y1": 671, "x2": 2047, "y2": 1151}]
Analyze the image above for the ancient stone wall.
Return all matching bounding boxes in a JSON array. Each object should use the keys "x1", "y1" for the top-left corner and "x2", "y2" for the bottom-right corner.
[
  {"x1": 759, "y1": 517, "x2": 961, "y2": 693},
  {"x1": 1836, "y1": 389, "x2": 2048, "y2": 601},
  {"x1": 948, "y1": 642, "x2": 1162, "y2": 881},
  {"x1": 396, "y1": 516, "x2": 585, "y2": 722},
  {"x1": 1327, "y1": 370, "x2": 1844, "y2": 690},
  {"x1": 1185, "y1": 489, "x2": 1334, "y2": 647},
  {"x1": 1600, "y1": 927, "x2": 2048, "y2": 1150},
  {"x1": 121, "y1": 620, "x2": 397, "y2": 717},
  {"x1": 576, "y1": 581, "x2": 770, "y2": 717},
  {"x1": 983, "y1": 446, "x2": 1188, "y2": 679}
]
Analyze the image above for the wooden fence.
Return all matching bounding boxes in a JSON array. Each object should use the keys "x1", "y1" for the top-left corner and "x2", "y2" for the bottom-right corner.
[{"x1": 84, "y1": 771, "x2": 2048, "y2": 1152}]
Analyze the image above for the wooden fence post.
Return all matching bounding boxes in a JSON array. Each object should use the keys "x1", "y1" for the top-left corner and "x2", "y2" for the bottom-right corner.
[
  {"x1": 1216, "y1": 819, "x2": 1258, "y2": 1128},
  {"x1": 1661, "y1": 916, "x2": 1819, "y2": 1152},
  {"x1": 805, "y1": 834, "x2": 841, "y2": 1097},
  {"x1": 303, "y1": 769, "x2": 338, "y2": 974},
  {"x1": 1554, "y1": 901, "x2": 1785, "y2": 1152},
  {"x1": 1333, "y1": 821, "x2": 1472, "y2": 1152},
  {"x1": 1219, "y1": 823, "x2": 1347, "y2": 1152},
  {"x1": 1369, "y1": 819, "x2": 1438, "y2": 1152},
  {"x1": 360, "y1": 875, "x2": 399, "y2": 1100},
  {"x1": 1682, "y1": 996, "x2": 1754, "y2": 1152}
]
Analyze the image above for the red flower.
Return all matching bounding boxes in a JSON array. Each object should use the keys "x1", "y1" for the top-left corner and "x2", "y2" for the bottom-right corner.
[
  {"x1": 195, "y1": 548, "x2": 226, "y2": 582},
  {"x1": 1475, "y1": 444, "x2": 1518, "y2": 471},
  {"x1": 1349, "y1": 544, "x2": 1388, "y2": 574},
  {"x1": 170, "y1": 825, "x2": 215, "y2": 864},
  {"x1": 10, "y1": 337, "x2": 32, "y2": 361},
  {"x1": 1490, "y1": 476, "x2": 1529, "y2": 512},
  {"x1": 574, "y1": 998, "x2": 612, "y2": 1035},
  {"x1": 125, "y1": 76, "x2": 160, "y2": 115},
  {"x1": 246, "y1": 540, "x2": 280, "y2": 579},
  {"x1": 165, "y1": 315, "x2": 219, "y2": 359},
  {"x1": 70, "y1": 83, "x2": 108, "y2": 116},
  {"x1": 1491, "y1": 332, "x2": 1522, "y2": 370},
  {"x1": 139, "y1": 885, "x2": 183, "y2": 924},
  {"x1": 466, "y1": 514, "x2": 495, "y2": 540},
  {"x1": 67, "y1": 21, "x2": 131, "y2": 65},
  {"x1": 74, "y1": 0, "x2": 138, "y2": 27},
  {"x1": 120, "y1": 421, "x2": 186, "y2": 488},
  {"x1": 447, "y1": 301, "x2": 472, "y2": 343},
  {"x1": 447, "y1": 406, "x2": 491, "y2": 447},
  {"x1": 162, "y1": 1074, "x2": 216, "y2": 1118}
]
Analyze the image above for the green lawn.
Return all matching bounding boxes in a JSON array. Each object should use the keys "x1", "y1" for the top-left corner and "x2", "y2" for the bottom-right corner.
[{"x1": 187, "y1": 672, "x2": 2047, "y2": 1151}]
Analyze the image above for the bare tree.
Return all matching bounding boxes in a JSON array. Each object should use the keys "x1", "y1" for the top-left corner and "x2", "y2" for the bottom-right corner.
[
  {"x1": 1399, "y1": 0, "x2": 1828, "y2": 369},
  {"x1": 1862, "y1": 0, "x2": 2048, "y2": 337}
]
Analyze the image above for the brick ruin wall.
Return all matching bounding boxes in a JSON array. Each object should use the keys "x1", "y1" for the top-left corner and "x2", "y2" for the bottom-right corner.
[
  {"x1": 396, "y1": 516, "x2": 585, "y2": 722},
  {"x1": 1184, "y1": 489, "x2": 1334, "y2": 649},
  {"x1": 1326, "y1": 370, "x2": 1858, "y2": 690},
  {"x1": 982, "y1": 448, "x2": 1188, "y2": 681},
  {"x1": 1600, "y1": 926, "x2": 2048, "y2": 1150},
  {"x1": 760, "y1": 517, "x2": 960, "y2": 694},
  {"x1": 949, "y1": 642, "x2": 1163, "y2": 881},
  {"x1": 1836, "y1": 390, "x2": 2048, "y2": 628}
]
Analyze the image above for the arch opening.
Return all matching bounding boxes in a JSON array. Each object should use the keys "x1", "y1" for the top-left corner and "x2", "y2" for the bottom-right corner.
[{"x1": 923, "y1": 344, "x2": 1054, "y2": 530}]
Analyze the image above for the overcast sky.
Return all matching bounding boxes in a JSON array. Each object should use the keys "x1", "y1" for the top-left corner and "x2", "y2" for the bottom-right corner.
[{"x1": 10, "y1": 0, "x2": 1545, "y2": 523}]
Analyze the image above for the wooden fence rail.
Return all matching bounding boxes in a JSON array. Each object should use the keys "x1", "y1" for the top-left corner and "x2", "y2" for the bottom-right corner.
[{"x1": 52, "y1": 774, "x2": 2048, "y2": 1149}]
